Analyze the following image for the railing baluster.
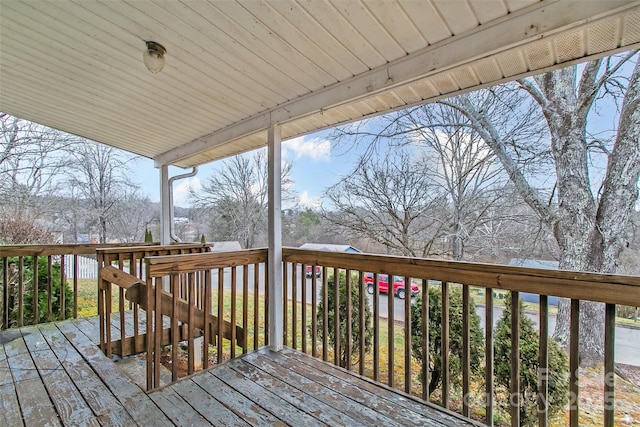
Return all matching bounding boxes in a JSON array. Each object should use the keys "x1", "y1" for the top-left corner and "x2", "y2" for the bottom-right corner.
[
  {"x1": 242, "y1": 263, "x2": 248, "y2": 355},
  {"x1": 312, "y1": 264, "x2": 318, "y2": 359},
  {"x1": 292, "y1": 262, "x2": 297, "y2": 350},
  {"x1": 284, "y1": 262, "x2": 289, "y2": 347},
  {"x1": 154, "y1": 273, "x2": 163, "y2": 390},
  {"x1": 569, "y1": 299, "x2": 580, "y2": 427},
  {"x1": 404, "y1": 276, "x2": 411, "y2": 394},
  {"x1": 204, "y1": 269, "x2": 212, "y2": 368},
  {"x1": 171, "y1": 274, "x2": 179, "y2": 382},
  {"x1": 231, "y1": 266, "x2": 237, "y2": 359},
  {"x1": 373, "y1": 272, "x2": 380, "y2": 382},
  {"x1": 388, "y1": 273, "x2": 394, "y2": 388},
  {"x1": 60, "y1": 254, "x2": 66, "y2": 320},
  {"x1": 217, "y1": 268, "x2": 224, "y2": 365},
  {"x1": 322, "y1": 266, "x2": 328, "y2": 362},
  {"x1": 345, "y1": 269, "x2": 352, "y2": 371},
  {"x1": 145, "y1": 269, "x2": 153, "y2": 391},
  {"x1": 333, "y1": 267, "x2": 340, "y2": 367},
  {"x1": 73, "y1": 254, "x2": 78, "y2": 319},
  {"x1": 358, "y1": 271, "x2": 365, "y2": 376},
  {"x1": 510, "y1": 290, "x2": 520, "y2": 427},
  {"x1": 462, "y1": 284, "x2": 470, "y2": 417},
  {"x1": 2, "y1": 257, "x2": 8, "y2": 329},
  {"x1": 18, "y1": 257, "x2": 24, "y2": 327},
  {"x1": 604, "y1": 303, "x2": 615, "y2": 427},
  {"x1": 32, "y1": 255, "x2": 38, "y2": 324},
  {"x1": 188, "y1": 272, "x2": 195, "y2": 375},
  {"x1": 253, "y1": 262, "x2": 259, "y2": 351},
  {"x1": 538, "y1": 294, "x2": 549, "y2": 427},
  {"x1": 442, "y1": 281, "x2": 449, "y2": 409},
  {"x1": 302, "y1": 263, "x2": 307, "y2": 354},
  {"x1": 264, "y1": 261, "x2": 269, "y2": 346},
  {"x1": 485, "y1": 287, "x2": 494, "y2": 426},
  {"x1": 47, "y1": 255, "x2": 53, "y2": 322},
  {"x1": 118, "y1": 254, "x2": 126, "y2": 357},
  {"x1": 422, "y1": 279, "x2": 429, "y2": 401}
]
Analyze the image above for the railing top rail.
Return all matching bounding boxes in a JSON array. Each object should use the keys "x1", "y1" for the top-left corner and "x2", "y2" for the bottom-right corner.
[
  {"x1": 146, "y1": 248, "x2": 268, "y2": 277},
  {"x1": 284, "y1": 247, "x2": 640, "y2": 306},
  {"x1": 95, "y1": 243, "x2": 206, "y2": 255},
  {"x1": 0, "y1": 242, "x2": 158, "y2": 257}
]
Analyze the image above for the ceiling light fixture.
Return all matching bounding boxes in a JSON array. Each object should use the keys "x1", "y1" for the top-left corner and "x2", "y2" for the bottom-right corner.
[{"x1": 143, "y1": 41, "x2": 166, "y2": 74}]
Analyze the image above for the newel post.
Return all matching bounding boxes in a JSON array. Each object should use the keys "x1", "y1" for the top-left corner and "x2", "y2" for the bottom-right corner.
[{"x1": 268, "y1": 123, "x2": 284, "y2": 351}]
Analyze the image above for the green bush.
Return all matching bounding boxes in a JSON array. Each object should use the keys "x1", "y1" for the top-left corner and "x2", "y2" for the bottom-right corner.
[
  {"x1": 5, "y1": 257, "x2": 73, "y2": 327},
  {"x1": 494, "y1": 293, "x2": 568, "y2": 426},
  {"x1": 410, "y1": 284, "x2": 484, "y2": 396},
  {"x1": 315, "y1": 270, "x2": 373, "y2": 368}
]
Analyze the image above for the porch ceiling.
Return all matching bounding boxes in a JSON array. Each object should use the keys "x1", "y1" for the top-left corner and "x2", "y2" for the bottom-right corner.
[{"x1": 1, "y1": 1, "x2": 640, "y2": 168}]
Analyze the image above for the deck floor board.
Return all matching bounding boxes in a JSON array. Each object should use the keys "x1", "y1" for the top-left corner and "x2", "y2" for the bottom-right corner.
[
  {"x1": 0, "y1": 316, "x2": 478, "y2": 427},
  {"x1": 3, "y1": 330, "x2": 61, "y2": 426},
  {"x1": 38, "y1": 322, "x2": 135, "y2": 426},
  {"x1": 21, "y1": 326, "x2": 101, "y2": 427},
  {"x1": 0, "y1": 344, "x2": 24, "y2": 427}
]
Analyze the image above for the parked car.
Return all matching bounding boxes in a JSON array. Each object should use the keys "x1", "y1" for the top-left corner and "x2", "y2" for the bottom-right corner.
[
  {"x1": 364, "y1": 273, "x2": 419, "y2": 299},
  {"x1": 305, "y1": 265, "x2": 322, "y2": 277}
]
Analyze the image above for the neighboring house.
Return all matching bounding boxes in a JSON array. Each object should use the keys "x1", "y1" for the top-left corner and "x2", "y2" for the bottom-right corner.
[
  {"x1": 299, "y1": 243, "x2": 361, "y2": 253},
  {"x1": 210, "y1": 241, "x2": 243, "y2": 252},
  {"x1": 299, "y1": 243, "x2": 361, "y2": 277},
  {"x1": 508, "y1": 258, "x2": 560, "y2": 306}
]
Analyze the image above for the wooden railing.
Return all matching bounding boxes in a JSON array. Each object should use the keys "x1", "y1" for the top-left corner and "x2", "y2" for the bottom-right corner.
[
  {"x1": 98, "y1": 247, "x2": 269, "y2": 391},
  {"x1": 0, "y1": 243, "x2": 158, "y2": 329},
  {"x1": 96, "y1": 244, "x2": 210, "y2": 361},
  {"x1": 282, "y1": 247, "x2": 640, "y2": 427}
]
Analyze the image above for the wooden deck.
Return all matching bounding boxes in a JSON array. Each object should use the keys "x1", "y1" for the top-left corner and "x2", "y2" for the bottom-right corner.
[{"x1": 1, "y1": 317, "x2": 479, "y2": 426}]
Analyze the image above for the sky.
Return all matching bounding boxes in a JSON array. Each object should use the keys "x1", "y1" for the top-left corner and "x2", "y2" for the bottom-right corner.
[{"x1": 133, "y1": 131, "x2": 356, "y2": 208}]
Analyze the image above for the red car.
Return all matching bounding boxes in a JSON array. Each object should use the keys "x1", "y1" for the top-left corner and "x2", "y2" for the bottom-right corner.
[
  {"x1": 305, "y1": 265, "x2": 322, "y2": 277},
  {"x1": 364, "y1": 273, "x2": 419, "y2": 299}
]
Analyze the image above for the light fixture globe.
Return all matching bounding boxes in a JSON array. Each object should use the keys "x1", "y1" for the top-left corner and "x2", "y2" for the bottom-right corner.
[{"x1": 143, "y1": 41, "x2": 166, "y2": 74}]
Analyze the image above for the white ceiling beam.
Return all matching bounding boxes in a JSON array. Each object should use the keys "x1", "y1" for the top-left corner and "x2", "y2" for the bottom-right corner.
[{"x1": 154, "y1": 0, "x2": 640, "y2": 167}]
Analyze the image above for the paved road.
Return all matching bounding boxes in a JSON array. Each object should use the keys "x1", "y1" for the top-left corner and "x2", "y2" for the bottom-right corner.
[{"x1": 214, "y1": 264, "x2": 640, "y2": 366}]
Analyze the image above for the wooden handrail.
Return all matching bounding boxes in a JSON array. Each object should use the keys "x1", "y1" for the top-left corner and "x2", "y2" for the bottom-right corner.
[
  {"x1": 146, "y1": 248, "x2": 268, "y2": 276},
  {"x1": 283, "y1": 248, "x2": 640, "y2": 306},
  {"x1": 0, "y1": 242, "x2": 158, "y2": 257},
  {"x1": 99, "y1": 265, "x2": 143, "y2": 290}
]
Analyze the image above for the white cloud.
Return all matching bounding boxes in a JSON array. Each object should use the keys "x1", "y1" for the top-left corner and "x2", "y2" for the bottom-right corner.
[
  {"x1": 173, "y1": 177, "x2": 201, "y2": 206},
  {"x1": 298, "y1": 191, "x2": 321, "y2": 209},
  {"x1": 283, "y1": 136, "x2": 331, "y2": 162}
]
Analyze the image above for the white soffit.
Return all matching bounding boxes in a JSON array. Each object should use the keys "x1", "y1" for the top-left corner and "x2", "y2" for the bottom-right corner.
[{"x1": 1, "y1": 0, "x2": 639, "y2": 168}]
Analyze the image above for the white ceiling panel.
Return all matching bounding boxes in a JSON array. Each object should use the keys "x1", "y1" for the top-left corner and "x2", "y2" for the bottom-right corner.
[{"x1": 1, "y1": 0, "x2": 639, "y2": 168}]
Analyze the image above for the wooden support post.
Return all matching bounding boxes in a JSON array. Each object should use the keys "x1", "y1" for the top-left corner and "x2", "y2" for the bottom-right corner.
[
  {"x1": 268, "y1": 123, "x2": 283, "y2": 351},
  {"x1": 159, "y1": 164, "x2": 171, "y2": 246}
]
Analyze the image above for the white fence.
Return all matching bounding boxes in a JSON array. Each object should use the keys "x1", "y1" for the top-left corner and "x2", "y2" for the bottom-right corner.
[{"x1": 63, "y1": 255, "x2": 98, "y2": 280}]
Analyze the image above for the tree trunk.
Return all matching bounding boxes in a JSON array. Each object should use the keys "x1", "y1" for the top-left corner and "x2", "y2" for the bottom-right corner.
[{"x1": 549, "y1": 59, "x2": 640, "y2": 364}]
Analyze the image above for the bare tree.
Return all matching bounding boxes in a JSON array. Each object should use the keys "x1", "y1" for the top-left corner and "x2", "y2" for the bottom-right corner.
[
  {"x1": 394, "y1": 105, "x2": 508, "y2": 260},
  {"x1": 0, "y1": 114, "x2": 78, "y2": 243},
  {"x1": 328, "y1": 104, "x2": 514, "y2": 260},
  {"x1": 446, "y1": 53, "x2": 640, "y2": 362},
  {"x1": 324, "y1": 147, "x2": 448, "y2": 257},
  {"x1": 67, "y1": 141, "x2": 137, "y2": 243},
  {"x1": 108, "y1": 189, "x2": 158, "y2": 243},
  {"x1": 190, "y1": 151, "x2": 293, "y2": 249}
]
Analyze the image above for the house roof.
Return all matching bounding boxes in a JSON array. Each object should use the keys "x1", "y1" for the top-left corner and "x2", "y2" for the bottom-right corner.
[
  {"x1": 209, "y1": 241, "x2": 243, "y2": 252},
  {"x1": 508, "y1": 258, "x2": 559, "y2": 270},
  {"x1": 299, "y1": 243, "x2": 361, "y2": 253},
  {"x1": 1, "y1": 1, "x2": 639, "y2": 168}
]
